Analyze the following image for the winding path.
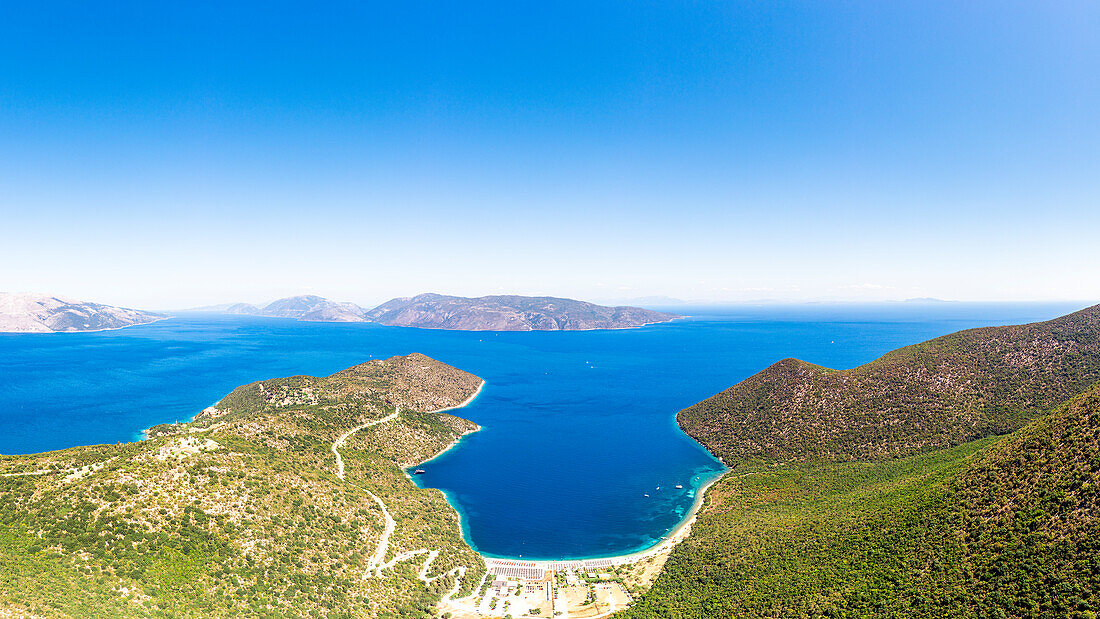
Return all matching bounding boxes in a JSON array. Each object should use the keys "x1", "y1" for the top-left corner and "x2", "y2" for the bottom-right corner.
[
  {"x1": 332, "y1": 409, "x2": 400, "y2": 480},
  {"x1": 361, "y1": 488, "x2": 468, "y2": 590},
  {"x1": 331, "y1": 407, "x2": 470, "y2": 595},
  {"x1": 364, "y1": 489, "x2": 397, "y2": 575}
]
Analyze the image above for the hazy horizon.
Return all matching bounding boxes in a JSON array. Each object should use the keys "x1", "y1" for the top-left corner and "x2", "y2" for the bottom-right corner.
[
  {"x1": 3, "y1": 3, "x2": 1097, "y2": 308},
  {"x1": 174, "y1": 295, "x2": 1095, "y2": 314},
  {"x1": 5, "y1": 290, "x2": 1096, "y2": 315}
]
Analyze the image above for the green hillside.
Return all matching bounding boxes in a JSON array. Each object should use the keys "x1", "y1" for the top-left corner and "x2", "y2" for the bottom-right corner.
[
  {"x1": 621, "y1": 381, "x2": 1100, "y2": 618},
  {"x1": 0, "y1": 353, "x2": 485, "y2": 618},
  {"x1": 623, "y1": 305, "x2": 1100, "y2": 618},
  {"x1": 679, "y1": 304, "x2": 1100, "y2": 461}
]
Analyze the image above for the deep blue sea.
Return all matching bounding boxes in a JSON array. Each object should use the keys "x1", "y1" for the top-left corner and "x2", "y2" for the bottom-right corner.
[{"x1": 0, "y1": 302, "x2": 1086, "y2": 559}]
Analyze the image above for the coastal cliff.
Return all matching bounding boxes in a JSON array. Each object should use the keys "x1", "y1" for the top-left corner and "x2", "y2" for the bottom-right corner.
[{"x1": 0, "y1": 293, "x2": 165, "y2": 333}]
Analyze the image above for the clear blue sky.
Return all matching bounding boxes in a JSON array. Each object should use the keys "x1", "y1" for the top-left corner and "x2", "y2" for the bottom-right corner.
[{"x1": 2, "y1": 2, "x2": 1097, "y2": 308}]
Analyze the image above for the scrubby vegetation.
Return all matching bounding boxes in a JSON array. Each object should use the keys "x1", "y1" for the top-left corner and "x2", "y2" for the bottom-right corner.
[
  {"x1": 680, "y1": 304, "x2": 1100, "y2": 462},
  {"x1": 623, "y1": 305, "x2": 1100, "y2": 618},
  {"x1": 9, "y1": 304, "x2": 1100, "y2": 618},
  {"x1": 624, "y1": 383, "x2": 1100, "y2": 618},
  {"x1": 0, "y1": 353, "x2": 485, "y2": 618}
]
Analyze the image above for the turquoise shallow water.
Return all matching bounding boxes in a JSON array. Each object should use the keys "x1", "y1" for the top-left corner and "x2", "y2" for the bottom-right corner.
[{"x1": 0, "y1": 302, "x2": 1084, "y2": 558}]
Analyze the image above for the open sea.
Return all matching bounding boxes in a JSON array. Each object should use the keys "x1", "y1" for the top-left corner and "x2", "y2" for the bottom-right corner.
[{"x1": 0, "y1": 302, "x2": 1086, "y2": 559}]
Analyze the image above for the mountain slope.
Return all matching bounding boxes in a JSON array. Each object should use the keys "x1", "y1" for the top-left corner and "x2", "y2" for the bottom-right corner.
[
  {"x1": 949, "y1": 381, "x2": 1100, "y2": 614},
  {"x1": 0, "y1": 293, "x2": 165, "y2": 333},
  {"x1": 620, "y1": 304, "x2": 1100, "y2": 618},
  {"x1": 679, "y1": 303, "x2": 1100, "y2": 461},
  {"x1": 621, "y1": 381, "x2": 1100, "y2": 618},
  {"x1": 366, "y1": 293, "x2": 680, "y2": 331},
  {"x1": 0, "y1": 353, "x2": 485, "y2": 618}
]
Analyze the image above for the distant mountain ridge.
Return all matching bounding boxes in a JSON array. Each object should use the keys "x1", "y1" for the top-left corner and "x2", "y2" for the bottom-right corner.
[
  {"x1": 216, "y1": 293, "x2": 680, "y2": 330},
  {"x1": 0, "y1": 293, "x2": 165, "y2": 333},
  {"x1": 366, "y1": 293, "x2": 681, "y2": 330},
  {"x1": 225, "y1": 295, "x2": 368, "y2": 322},
  {"x1": 3, "y1": 292, "x2": 680, "y2": 332}
]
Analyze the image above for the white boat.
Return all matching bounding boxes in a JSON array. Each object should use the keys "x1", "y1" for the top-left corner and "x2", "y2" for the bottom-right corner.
[{"x1": 675, "y1": 484, "x2": 683, "y2": 489}]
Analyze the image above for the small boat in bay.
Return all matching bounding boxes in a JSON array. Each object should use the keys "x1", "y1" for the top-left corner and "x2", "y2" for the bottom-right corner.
[
  {"x1": 675, "y1": 484, "x2": 683, "y2": 489},
  {"x1": 414, "y1": 469, "x2": 426, "y2": 475}
]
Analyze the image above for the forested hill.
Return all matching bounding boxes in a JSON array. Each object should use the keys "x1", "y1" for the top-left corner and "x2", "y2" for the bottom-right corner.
[
  {"x1": 945, "y1": 380, "x2": 1100, "y2": 612},
  {"x1": 621, "y1": 379, "x2": 1100, "y2": 618},
  {"x1": 678, "y1": 303, "x2": 1100, "y2": 461}
]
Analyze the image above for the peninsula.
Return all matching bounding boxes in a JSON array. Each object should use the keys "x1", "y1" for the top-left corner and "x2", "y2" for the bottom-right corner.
[
  {"x1": 622, "y1": 303, "x2": 1100, "y2": 617},
  {"x1": 366, "y1": 293, "x2": 681, "y2": 331},
  {"x1": 0, "y1": 353, "x2": 485, "y2": 617},
  {"x1": 0, "y1": 292, "x2": 165, "y2": 333}
]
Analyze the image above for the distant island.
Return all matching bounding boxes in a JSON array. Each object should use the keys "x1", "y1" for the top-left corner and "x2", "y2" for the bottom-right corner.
[
  {"x1": 8, "y1": 291, "x2": 679, "y2": 333},
  {"x1": 222, "y1": 294, "x2": 368, "y2": 322},
  {"x1": 211, "y1": 293, "x2": 682, "y2": 331},
  {"x1": 0, "y1": 292, "x2": 165, "y2": 333},
  {"x1": 366, "y1": 293, "x2": 681, "y2": 330},
  {"x1": 902, "y1": 296, "x2": 954, "y2": 303}
]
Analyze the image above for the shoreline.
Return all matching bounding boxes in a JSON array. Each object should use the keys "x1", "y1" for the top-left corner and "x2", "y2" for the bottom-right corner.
[
  {"x1": 478, "y1": 468, "x2": 727, "y2": 569},
  {"x1": 405, "y1": 379, "x2": 487, "y2": 568},
  {"x1": 407, "y1": 379, "x2": 487, "y2": 469},
  {"x1": 138, "y1": 398, "x2": 224, "y2": 441},
  {"x1": 429, "y1": 379, "x2": 486, "y2": 415},
  {"x1": 1, "y1": 315, "x2": 171, "y2": 335},
  {"x1": 373, "y1": 317, "x2": 682, "y2": 332},
  {"x1": 418, "y1": 378, "x2": 727, "y2": 569}
]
